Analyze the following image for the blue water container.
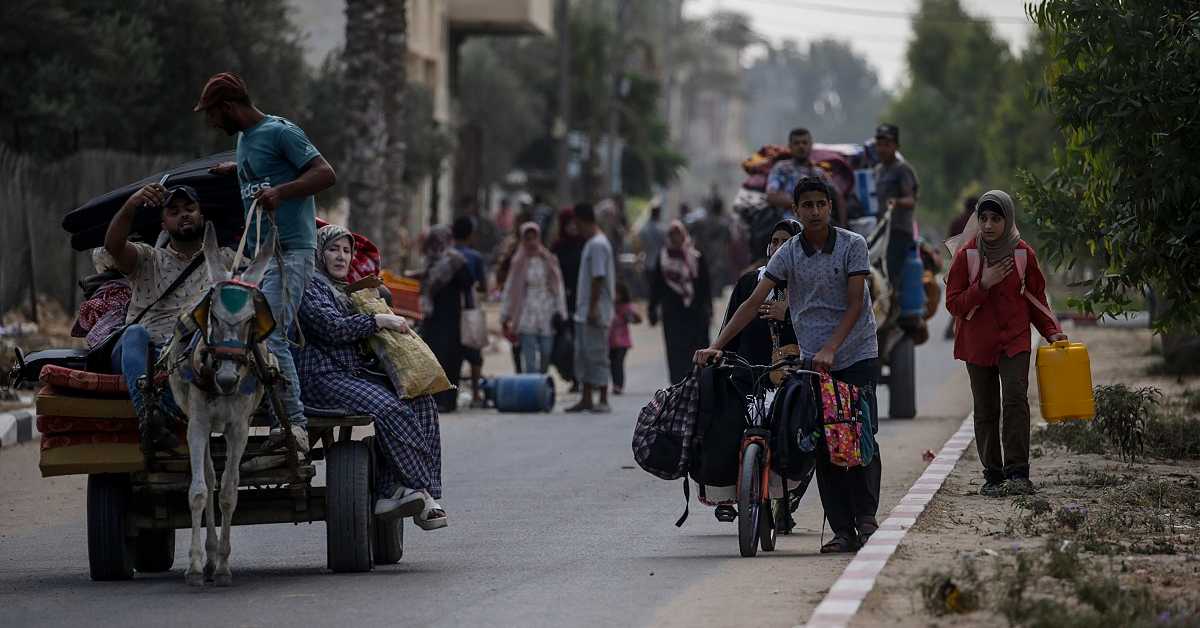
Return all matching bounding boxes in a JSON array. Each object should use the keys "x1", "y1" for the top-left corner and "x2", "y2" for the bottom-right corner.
[
  {"x1": 899, "y1": 243, "x2": 926, "y2": 317},
  {"x1": 854, "y1": 169, "x2": 878, "y2": 216},
  {"x1": 490, "y1": 375, "x2": 556, "y2": 413}
]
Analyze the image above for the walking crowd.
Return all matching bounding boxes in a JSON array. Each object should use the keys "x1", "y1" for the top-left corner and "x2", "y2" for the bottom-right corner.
[{"x1": 68, "y1": 70, "x2": 1067, "y2": 558}]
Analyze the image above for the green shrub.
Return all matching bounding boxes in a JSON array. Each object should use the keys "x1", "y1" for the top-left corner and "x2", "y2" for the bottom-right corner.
[
  {"x1": 1093, "y1": 385, "x2": 1161, "y2": 462},
  {"x1": 1144, "y1": 413, "x2": 1200, "y2": 460}
]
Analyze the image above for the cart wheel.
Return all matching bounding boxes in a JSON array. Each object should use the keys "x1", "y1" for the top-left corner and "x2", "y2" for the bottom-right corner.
[
  {"x1": 888, "y1": 335, "x2": 917, "y2": 419},
  {"x1": 87, "y1": 474, "x2": 134, "y2": 581},
  {"x1": 364, "y1": 436, "x2": 404, "y2": 566},
  {"x1": 134, "y1": 529, "x2": 176, "y2": 573},
  {"x1": 373, "y1": 518, "x2": 404, "y2": 565},
  {"x1": 760, "y1": 498, "x2": 781, "y2": 552},
  {"x1": 737, "y1": 443, "x2": 763, "y2": 558},
  {"x1": 326, "y1": 441, "x2": 372, "y2": 572}
]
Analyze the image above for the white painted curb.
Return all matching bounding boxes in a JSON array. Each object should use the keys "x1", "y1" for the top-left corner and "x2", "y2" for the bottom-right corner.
[
  {"x1": 800, "y1": 414, "x2": 975, "y2": 628},
  {"x1": 0, "y1": 407, "x2": 37, "y2": 448}
]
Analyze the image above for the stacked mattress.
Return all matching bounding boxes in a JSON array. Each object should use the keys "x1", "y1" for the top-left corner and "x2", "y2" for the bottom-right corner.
[{"x1": 35, "y1": 365, "x2": 143, "y2": 477}]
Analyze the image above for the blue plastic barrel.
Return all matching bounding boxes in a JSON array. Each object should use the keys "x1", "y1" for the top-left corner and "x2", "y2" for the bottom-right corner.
[
  {"x1": 492, "y1": 375, "x2": 556, "y2": 413},
  {"x1": 899, "y1": 243, "x2": 927, "y2": 317}
]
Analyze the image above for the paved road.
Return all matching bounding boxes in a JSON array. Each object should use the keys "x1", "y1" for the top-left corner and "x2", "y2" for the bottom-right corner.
[{"x1": 0, "y1": 308, "x2": 971, "y2": 628}]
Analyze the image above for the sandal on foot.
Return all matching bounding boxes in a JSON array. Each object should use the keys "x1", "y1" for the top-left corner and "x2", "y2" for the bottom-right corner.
[
  {"x1": 415, "y1": 497, "x2": 448, "y2": 530},
  {"x1": 563, "y1": 402, "x2": 592, "y2": 413},
  {"x1": 374, "y1": 487, "x2": 426, "y2": 521}
]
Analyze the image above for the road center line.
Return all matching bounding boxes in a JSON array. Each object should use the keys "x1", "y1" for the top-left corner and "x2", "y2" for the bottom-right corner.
[{"x1": 799, "y1": 413, "x2": 975, "y2": 628}]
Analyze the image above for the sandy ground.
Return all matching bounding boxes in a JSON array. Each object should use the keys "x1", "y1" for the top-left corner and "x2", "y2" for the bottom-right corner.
[{"x1": 852, "y1": 325, "x2": 1200, "y2": 627}]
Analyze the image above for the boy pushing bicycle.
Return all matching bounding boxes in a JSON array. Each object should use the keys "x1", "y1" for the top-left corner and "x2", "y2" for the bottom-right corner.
[{"x1": 695, "y1": 176, "x2": 881, "y2": 553}]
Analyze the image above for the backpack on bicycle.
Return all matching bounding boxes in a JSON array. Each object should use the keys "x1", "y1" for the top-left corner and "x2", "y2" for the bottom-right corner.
[
  {"x1": 769, "y1": 374, "x2": 822, "y2": 481},
  {"x1": 690, "y1": 365, "x2": 753, "y2": 488},
  {"x1": 631, "y1": 369, "x2": 703, "y2": 481}
]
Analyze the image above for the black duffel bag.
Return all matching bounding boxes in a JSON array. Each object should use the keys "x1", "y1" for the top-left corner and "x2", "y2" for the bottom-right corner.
[{"x1": 689, "y1": 364, "x2": 753, "y2": 487}]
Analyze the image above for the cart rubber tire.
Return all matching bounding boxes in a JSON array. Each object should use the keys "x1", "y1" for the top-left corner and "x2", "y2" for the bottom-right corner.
[
  {"x1": 134, "y1": 529, "x2": 175, "y2": 573},
  {"x1": 326, "y1": 441, "x2": 373, "y2": 572},
  {"x1": 738, "y1": 443, "x2": 763, "y2": 558},
  {"x1": 888, "y1": 335, "x2": 917, "y2": 419},
  {"x1": 87, "y1": 474, "x2": 134, "y2": 581},
  {"x1": 363, "y1": 436, "x2": 405, "y2": 566},
  {"x1": 373, "y1": 518, "x2": 404, "y2": 565}
]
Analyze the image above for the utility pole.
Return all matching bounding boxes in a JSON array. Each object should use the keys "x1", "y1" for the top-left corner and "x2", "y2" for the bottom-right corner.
[
  {"x1": 660, "y1": 0, "x2": 676, "y2": 137},
  {"x1": 606, "y1": 0, "x2": 631, "y2": 196},
  {"x1": 554, "y1": 0, "x2": 571, "y2": 206}
]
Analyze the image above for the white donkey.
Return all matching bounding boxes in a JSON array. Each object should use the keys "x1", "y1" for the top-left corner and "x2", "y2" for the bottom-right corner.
[{"x1": 170, "y1": 222, "x2": 277, "y2": 587}]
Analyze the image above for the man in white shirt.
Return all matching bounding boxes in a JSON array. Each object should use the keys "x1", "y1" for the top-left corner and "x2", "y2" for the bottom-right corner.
[{"x1": 564, "y1": 203, "x2": 616, "y2": 414}]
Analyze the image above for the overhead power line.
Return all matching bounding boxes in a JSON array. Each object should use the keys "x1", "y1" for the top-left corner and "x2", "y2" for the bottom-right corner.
[{"x1": 727, "y1": 0, "x2": 1032, "y2": 25}]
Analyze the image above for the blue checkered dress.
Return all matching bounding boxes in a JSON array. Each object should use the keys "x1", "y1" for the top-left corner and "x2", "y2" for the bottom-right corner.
[{"x1": 293, "y1": 278, "x2": 443, "y2": 499}]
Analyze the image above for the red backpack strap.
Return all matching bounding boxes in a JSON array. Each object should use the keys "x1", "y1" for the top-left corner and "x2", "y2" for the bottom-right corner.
[
  {"x1": 1014, "y1": 249, "x2": 1028, "y2": 294},
  {"x1": 1014, "y1": 249, "x2": 1057, "y2": 323},
  {"x1": 965, "y1": 249, "x2": 981, "y2": 283},
  {"x1": 964, "y1": 249, "x2": 981, "y2": 321}
]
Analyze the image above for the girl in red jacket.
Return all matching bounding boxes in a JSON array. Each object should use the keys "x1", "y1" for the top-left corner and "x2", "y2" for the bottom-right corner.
[{"x1": 945, "y1": 189, "x2": 1066, "y2": 497}]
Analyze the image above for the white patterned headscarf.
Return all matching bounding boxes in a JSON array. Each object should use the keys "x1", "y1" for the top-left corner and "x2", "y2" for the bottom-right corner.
[{"x1": 315, "y1": 224, "x2": 355, "y2": 309}]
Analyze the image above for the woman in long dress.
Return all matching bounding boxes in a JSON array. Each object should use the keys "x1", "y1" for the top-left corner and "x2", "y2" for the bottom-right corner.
[
  {"x1": 649, "y1": 221, "x2": 713, "y2": 385},
  {"x1": 417, "y1": 225, "x2": 475, "y2": 413},
  {"x1": 293, "y1": 224, "x2": 447, "y2": 529},
  {"x1": 500, "y1": 222, "x2": 568, "y2": 373}
]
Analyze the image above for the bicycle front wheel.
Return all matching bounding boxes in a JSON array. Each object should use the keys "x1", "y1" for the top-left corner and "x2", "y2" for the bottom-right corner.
[
  {"x1": 760, "y1": 497, "x2": 782, "y2": 551},
  {"x1": 738, "y1": 443, "x2": 763, "y2": 558}
]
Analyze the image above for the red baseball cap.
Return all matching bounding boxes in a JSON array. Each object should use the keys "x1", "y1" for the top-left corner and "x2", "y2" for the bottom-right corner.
[{"x1": 193, "y1": 72, "x2": 250, "y2": 112}]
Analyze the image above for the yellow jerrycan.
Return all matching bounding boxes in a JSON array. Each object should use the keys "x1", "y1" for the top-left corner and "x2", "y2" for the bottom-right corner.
[{"x1": 1035, "y1": 340, "x2": 1095, "y2": 422}]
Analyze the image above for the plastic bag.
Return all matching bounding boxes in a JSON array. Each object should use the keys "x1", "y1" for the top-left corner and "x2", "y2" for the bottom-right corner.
[{"x1": 350, "y1": 289, "x2": 452, "y2": 399}]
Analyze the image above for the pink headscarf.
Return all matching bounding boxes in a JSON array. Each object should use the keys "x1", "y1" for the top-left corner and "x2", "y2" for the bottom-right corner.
[
  {"x1": 659, "y1": 220, "x2": 701, "y2": 307},
  {"x1": 502, "y1": 222, "x2": 567, "y2": 325}
]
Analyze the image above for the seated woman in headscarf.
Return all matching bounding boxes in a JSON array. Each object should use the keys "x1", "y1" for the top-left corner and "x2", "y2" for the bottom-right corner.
[
  {"x1": 293, "y1": 224, "x2": 448, "y2": 530},
  {"x1": 500, "y1": 222, "x2": 568, "y2": 374},
  {"x1": 416, "y1": 225, "x2": 475, "y2": 413},
  {"x1": 648, "y1": 220, "x2": 713, "y2": 385}
]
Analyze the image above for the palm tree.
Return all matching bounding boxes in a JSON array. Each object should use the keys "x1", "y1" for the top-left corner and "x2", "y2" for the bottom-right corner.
[
  {"x1": 381, "y1": 0, "x2": 408, "y2": 265},
  {"x1": 344, "y1": 0, "x2": 386, "y2": 247}
]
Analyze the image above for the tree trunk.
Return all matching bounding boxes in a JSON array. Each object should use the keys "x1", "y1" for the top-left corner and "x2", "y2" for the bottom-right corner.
[
  {"x1": 343, "y1": 0, "x2": 388, "y2": 247},
  {"x1": 380, "y1": 0, "x2": 408, "y2": 268},
  {"x1": 605, "y1": 0, "x2": 631, "y2": 196},
  {"x1": 554, "y1": 0, "x2": 572, "y2": 206}
]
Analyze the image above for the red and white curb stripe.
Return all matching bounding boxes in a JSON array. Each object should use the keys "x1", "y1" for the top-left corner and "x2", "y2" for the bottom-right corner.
[{"x1": 800, "y1": 414, "x2": 975, "y2": 628}]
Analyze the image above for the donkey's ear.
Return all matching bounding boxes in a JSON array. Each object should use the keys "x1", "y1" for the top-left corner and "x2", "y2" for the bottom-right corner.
[
  {"x1": 241, "y1": 228, "x2": 275, "y2": 286},
  {"x1": 203, "y1": 222, "x2": 230, "y2": 282}
]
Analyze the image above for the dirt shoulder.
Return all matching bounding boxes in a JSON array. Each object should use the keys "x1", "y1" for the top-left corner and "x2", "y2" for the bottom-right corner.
[{"x1": 853, "y1": 325, "x2": 1200, "y2": 627}]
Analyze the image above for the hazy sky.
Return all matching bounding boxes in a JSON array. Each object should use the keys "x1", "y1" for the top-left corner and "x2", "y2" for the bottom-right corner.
[{"x1": 684, "y1": 0, "x2": 1034, "y2": 91}]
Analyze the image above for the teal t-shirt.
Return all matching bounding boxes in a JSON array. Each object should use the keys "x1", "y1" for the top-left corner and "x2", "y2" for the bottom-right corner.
[{"x1": 236, "y1": 115, "x2": 321, "y2": 252}]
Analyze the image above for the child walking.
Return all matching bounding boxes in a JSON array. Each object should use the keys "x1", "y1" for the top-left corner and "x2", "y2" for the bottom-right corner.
[
  {"x1": 945, "y1": 189, "x2": 1066, "y2": 497},
  {"x1": 609, "y1": 282, "x2": 642, "y2": 395}
]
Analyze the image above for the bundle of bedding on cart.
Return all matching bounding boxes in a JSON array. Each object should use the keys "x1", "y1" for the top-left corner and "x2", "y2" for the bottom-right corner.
[{"x1": 34, "y1": 365, "x2": 181, "y2": 477}]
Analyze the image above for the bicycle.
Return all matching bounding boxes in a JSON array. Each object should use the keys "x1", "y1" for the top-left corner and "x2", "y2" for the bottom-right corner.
[{"x1": 712, "y1": 352, "x2": 818, "y2": 557}]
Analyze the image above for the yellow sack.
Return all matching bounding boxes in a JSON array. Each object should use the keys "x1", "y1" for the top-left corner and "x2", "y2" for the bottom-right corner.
[{"x1": 350, "y1": 289, "x2": 453, "y2": 399}]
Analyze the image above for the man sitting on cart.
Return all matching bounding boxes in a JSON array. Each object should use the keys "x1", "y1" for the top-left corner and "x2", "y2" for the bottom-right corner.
[{"x1": 103, "y1": 183, "x2": 234, "y2": 449}]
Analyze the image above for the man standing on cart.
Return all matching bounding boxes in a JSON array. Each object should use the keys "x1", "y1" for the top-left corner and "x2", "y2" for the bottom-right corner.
[
  {"x1": 872, "y1": 123, "x2": 920, "y2": 286},
  {"x1": 195, "y1": 72, "x2": 338, "y2": 456},
  {"x1": 696, "y1": 176, "x2": 881, "y2": 553}
]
